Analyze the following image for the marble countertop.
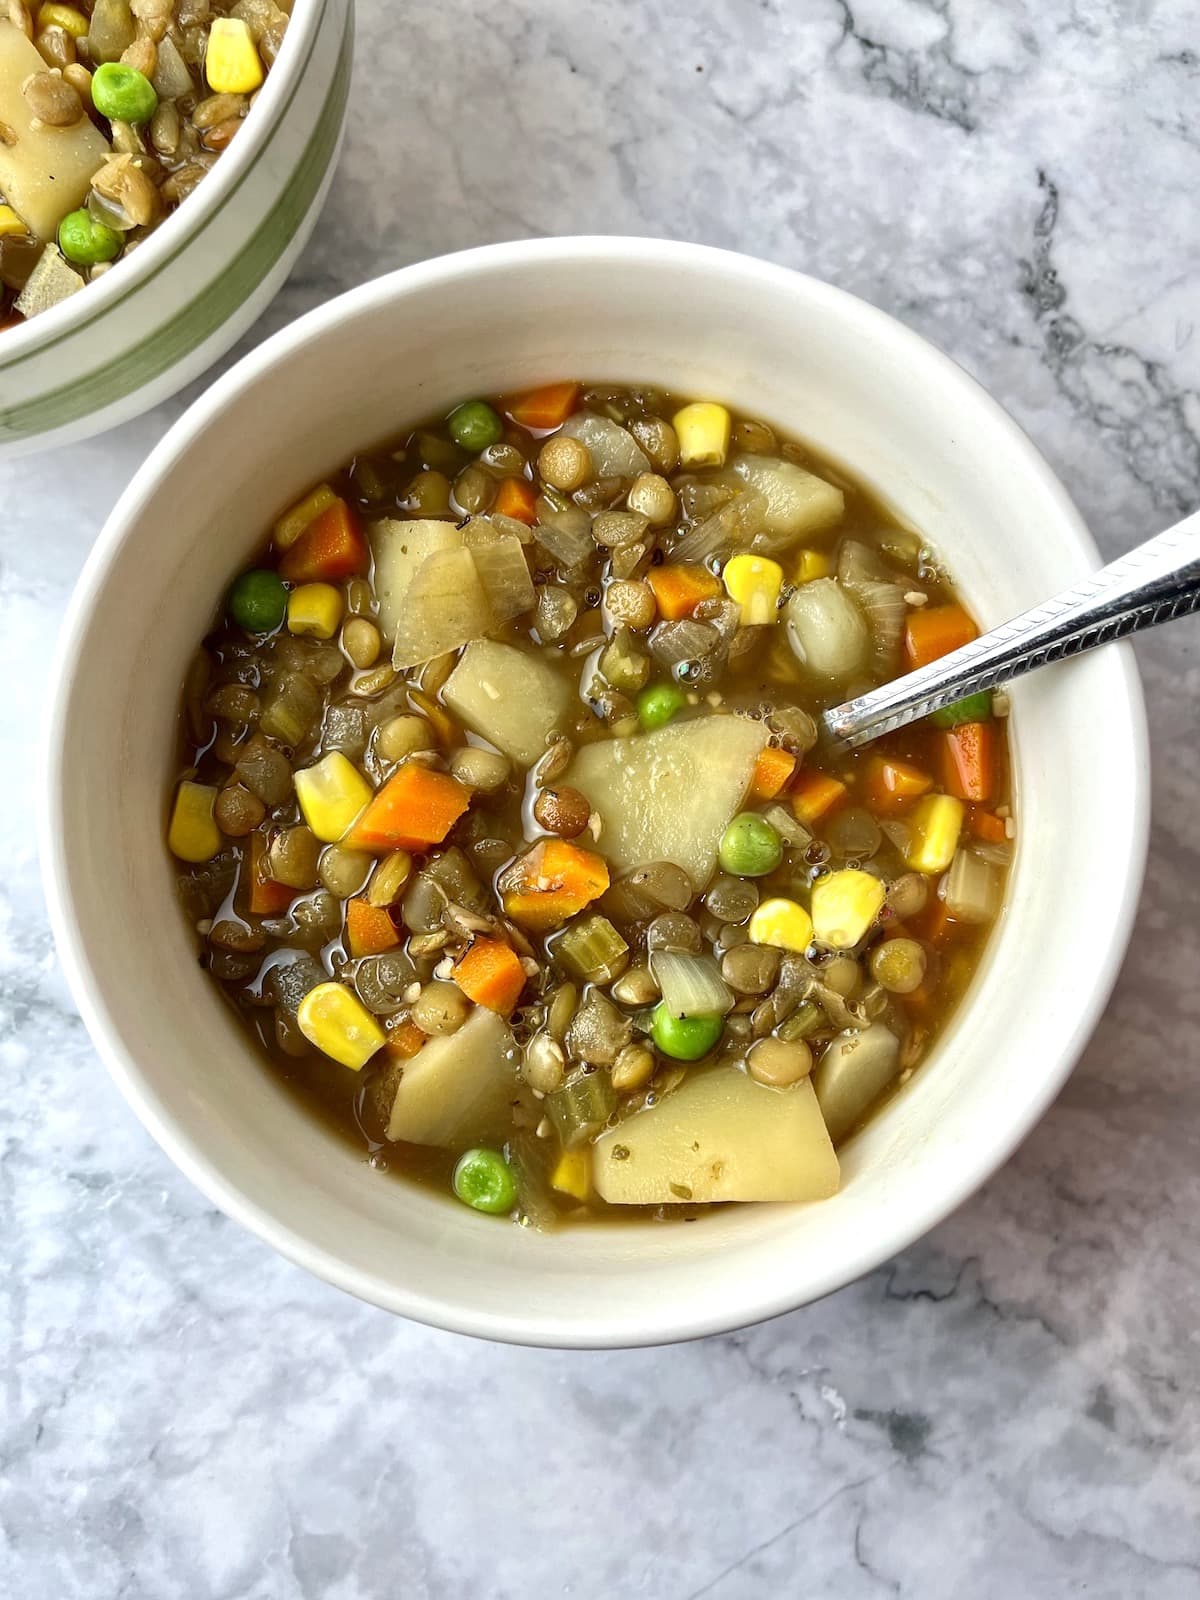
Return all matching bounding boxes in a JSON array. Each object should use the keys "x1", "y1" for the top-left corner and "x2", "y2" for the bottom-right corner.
[{"x1": 4, "y1": 1, "x2": 1200, "y2": 1594}]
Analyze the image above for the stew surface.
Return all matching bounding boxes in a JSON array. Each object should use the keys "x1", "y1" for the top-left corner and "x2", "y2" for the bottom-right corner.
[{"x1": 169, "y1": 382, "x2": 1013, "y2": 1227}]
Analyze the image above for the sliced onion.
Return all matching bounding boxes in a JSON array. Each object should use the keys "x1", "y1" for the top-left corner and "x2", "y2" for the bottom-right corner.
[
  {"x1": 838, "y1": 542, "x2": 907, "y2": 675},
  {"x1": 785, "y1": 578, "x2": 869, "y2": 680},
  {"x1": 671, "y1": 489, "x2": 766, "y2": 564},
  {"x1": 534, "y1": 515, "x2": 592, "y2": 570},
  {"x1": 650, "y1": 618, "x2": 721, "y2": 668},
  {"x1": 559, "y1": 413, "x2": 650, "y2": 477},
  {"x1": 462, "y1": 527, "x2": 535, "y2": 623},
  {"x1": 837, "y1": 539, "x2": 890, "y2": 589},
  {"x1": 391, "y1": 546, "x2": 493, "y2": 669},
  {"x1": 650, "y1": 950, "x2": 734, "y2": 1018},
  {"x1": 973, "y1": 840, "x2": 1013, "y2": 868}
]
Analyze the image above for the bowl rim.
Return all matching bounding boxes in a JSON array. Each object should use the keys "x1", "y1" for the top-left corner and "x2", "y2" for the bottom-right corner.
[
  {"x1": 0, "y1": 0, "x2": 329, "y2": 361},
  {"x1": 40, "y1": 237, "x2": 1151, "y2": 1347}
]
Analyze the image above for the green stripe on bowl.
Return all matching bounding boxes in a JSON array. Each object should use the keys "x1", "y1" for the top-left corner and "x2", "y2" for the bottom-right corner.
[{"x1": 1, "y1": 12, "x2": 349, "y2": 440}]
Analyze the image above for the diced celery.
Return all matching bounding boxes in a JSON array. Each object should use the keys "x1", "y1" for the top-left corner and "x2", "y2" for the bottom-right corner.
[
  {"x1": 553, "y1": 914, "x2": 629, "y2": 983},
  {"x1": 546, "y1": 1071, "x2": 617, "y2": 1148},
  {"x1": 941, "y1": 847, "x2": 1003, "y2": 924},
  {"x1": 777, "y1": 1000, "x2": 825, "y2": 1041}
]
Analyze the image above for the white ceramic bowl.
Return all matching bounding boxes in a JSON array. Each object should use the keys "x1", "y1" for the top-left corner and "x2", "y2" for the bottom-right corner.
[
  {"x1": 42, "y1": 238, "x2": 1149, "y2": 1347},
  {"x1": 0, "y1": 0, "x2": 352, "y2": 458}
]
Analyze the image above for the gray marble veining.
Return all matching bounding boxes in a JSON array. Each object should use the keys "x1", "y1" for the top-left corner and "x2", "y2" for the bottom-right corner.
[{"x1": 3, "y1": 2, "x2": 1200, "y2": 1595}]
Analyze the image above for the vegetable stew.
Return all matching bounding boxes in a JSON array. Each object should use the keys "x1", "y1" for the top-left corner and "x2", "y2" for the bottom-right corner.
[
  {"x1": 0, "y1": 1, "x2": 289, "y2": 326},
  {"x1": 169, "y1": 383, "x2": 1014, "y2": 1226}
]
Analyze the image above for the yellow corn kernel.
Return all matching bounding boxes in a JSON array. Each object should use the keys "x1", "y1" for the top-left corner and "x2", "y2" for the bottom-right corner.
[
  {"x1": 722, "y1": 553, "x2": 783, "y2": 626},
  {"x1": 794, "y1": 548, "x2": 833, "y2": 583},
  {"x1": 811, "y1": 869, "x2": 886, "y2": 950},
  {"x1": 167, "y1": 781, "x2": 222, "y2": 863},
  {"x1": 37, "y1": 3, "x2": 89, "y2": 36},
  {"x1": 297, "y1": 982, "x2": 387, "y2": 1071},
  {"x1": 748, "y1": 896, "x2": 814, "y2": 953},
  {"x1": 673, "y1": 401, "x2": 731, "y2": 469},
  {"x1": 205, "y1": 17, "x2": 264, "y2": 95},
  {"x1": 293, "y1": 752, "x2": 373, "y2": 843},
  {"x1": 273, "y1": 482, "x2": 337, "y2": 551},
  {"x1": 287, "y1": 581, "x2": 343, "y2": 640},
  {"x1": 0, "y1": 205, "x2": 27, "y2": 238},
  {"x1": 551, "y1": 1146, "x2": 592, "y2": 1202},
  {"x1": 904, "y1": 794, "x2": 965, "y2": 874}
]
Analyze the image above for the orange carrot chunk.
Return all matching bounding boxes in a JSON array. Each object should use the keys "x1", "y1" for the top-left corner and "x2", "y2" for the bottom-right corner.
[
  {"x1": 967, "y1": 807, "x2": 1009, "y2": 845},
  {"x1": 791, "y1": 769, "x2": 848, "y2": 826},
  {"x1": 863, "y1": 755, "x2": 934, "y2": 814},
  {"x1": 346, "y1": 762, "x2": 470, "y2": 853},
  {"x1": 278, "y1": 499, "x2": 369, "y2": 583},
  {"x1": 646, "y1": 564, "x2": 721, "y2": 621},
  {"x1": 505, "y1": 382, "x2": 581, "y2": 430},
  {"x1": 750, "y1": 745, "x2": 797, "y2": 800},
  {"x1": 500, "y1": 838, "x2": 610, "y2": 932},
  {"x1": 903, "y1": 603, "x2": 978, "y2": 671},
  {"x1": 452, "y1": 938, "x2": 528, "y2": 1016},
  {"x1": 941, "y1": 722, "x2": 995, "y2": 803},
  {"x1": 491, "y1": 476, "x2": 538, "y2": 525},
  {"x1": 384, "y1": 1017, "x2": 428, "y2": 1059},
  {"x1": 345, "y1": 897, "x2": 400, "y2": 958},
  {"x1": 247, "y1": 832, "x2": 293, "y2": 916}
]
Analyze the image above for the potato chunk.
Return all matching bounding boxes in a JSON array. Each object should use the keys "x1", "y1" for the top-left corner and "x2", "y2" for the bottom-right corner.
[
  {"x1": 593, "y1": 1065, "x2": 839, "y2": 1204},
  {"x1": 383, "y1": 1007, "x2": 526, "y2": 1150},
  {"x1": 565, "y1": 716, "x2": 768, "y2": 889},
  {"x1": 0, "y1": 22, "x2": 110, "y2": 240},
  {"x1": 730, "y1": 455, "x2": 844, "y2": 550},
  {"x1": 812, "y1": 1023, "x2": 901, "y2": 1144},
  {"x1": 370, "y1": 519, "x2": 462, "y2": 644},
  {"x1": 442, "y1": 639, "x2": 572, "y2": 767}
]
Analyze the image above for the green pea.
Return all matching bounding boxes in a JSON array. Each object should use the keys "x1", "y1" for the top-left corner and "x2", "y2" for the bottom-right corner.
[
  {"x1": 57, "y1": 209, "x2": 122, "y2": 267},
  {"x1": 228, "y1": 569, "x2": 288, "y2": 634},
  {"x1": 930, "y1": 690, "x2": 992, "y2": 729},
  {"x1": 718, "y1": 813, "x2": 783, "y2": 878},
  {"x1": 91, "y1": 61, "x2": 158, "y2": 124},
  {"x1": 447, "y1": 400, "x2": 503, "y2": 454},
  {"x1": 651, "y1": 1004, "x2": 723, "y2": 1062},
  {"x1": 452, "y1": 1147, "x2": 518, "y2": 1214},
  {"x1": 636, "y1": 680, "x2": 686, "y2": 730}
]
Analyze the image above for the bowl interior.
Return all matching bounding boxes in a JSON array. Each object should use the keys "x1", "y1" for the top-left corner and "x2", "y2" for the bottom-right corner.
[{"x1": 45, "y1": 241, "x2": 1147, "y2": 1345}]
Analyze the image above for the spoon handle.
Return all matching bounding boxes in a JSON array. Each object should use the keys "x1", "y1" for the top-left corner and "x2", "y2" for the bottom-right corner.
[{"x1": 823, "y1": 510, "x2": 1200, "y2": 747}]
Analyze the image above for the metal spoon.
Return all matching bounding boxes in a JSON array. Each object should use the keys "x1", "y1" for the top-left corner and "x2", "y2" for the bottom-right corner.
[{"x1": 822, "y1": 511, "x2": 1200, "y2": 747}]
